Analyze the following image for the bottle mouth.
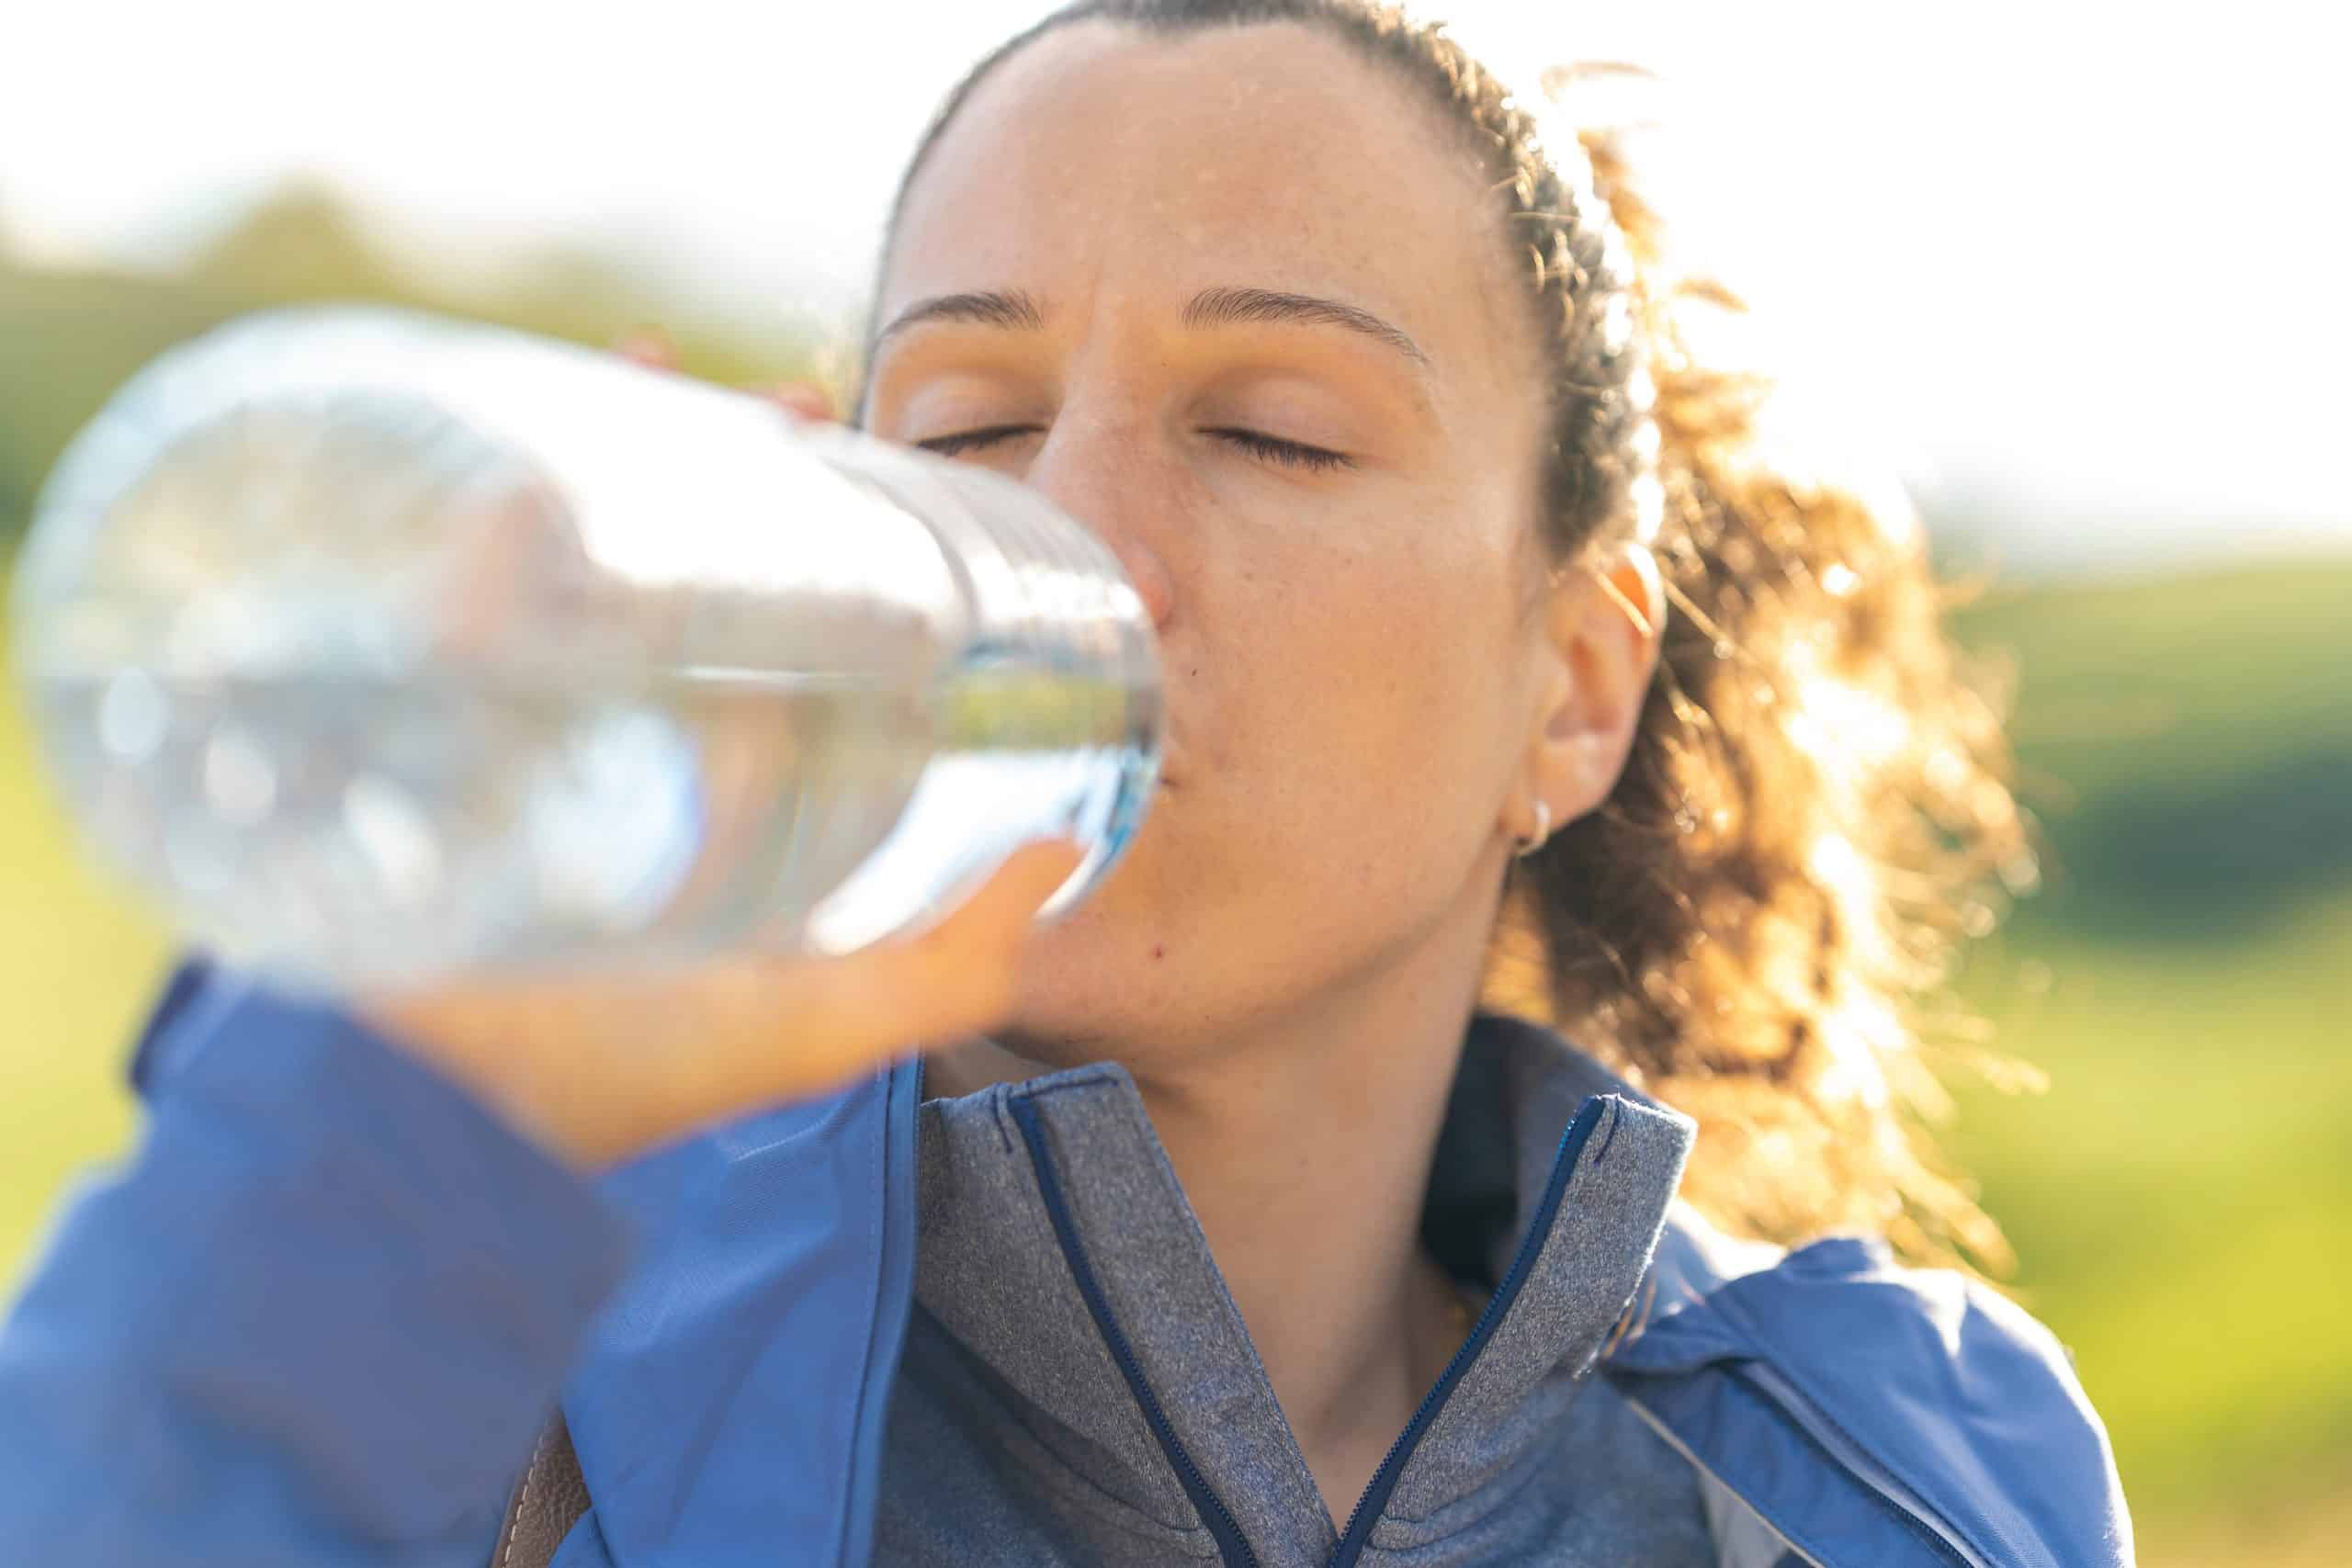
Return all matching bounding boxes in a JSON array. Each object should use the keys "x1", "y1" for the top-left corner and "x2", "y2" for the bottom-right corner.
[
  {"x1": 1035, "y1": 715, "x2": 1162, "y2": 923},
  {"x1": 920, "y1": 457, "x2": 1165, "y2": 924},
  {"x1": 789, "y1": 431, "x2": 1167, "y2": 949}
]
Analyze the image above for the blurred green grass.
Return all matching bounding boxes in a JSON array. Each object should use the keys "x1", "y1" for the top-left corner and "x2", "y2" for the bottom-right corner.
[
  {"x1": 0, "y1": 194, "x2": 823, "y2": 530},
  {"x1": 1937, "y1": 564, "x2": 2352, "y2": 1549},
  {"x1": 0, "y1": 631, "x2": 166, "y2": 1275}
]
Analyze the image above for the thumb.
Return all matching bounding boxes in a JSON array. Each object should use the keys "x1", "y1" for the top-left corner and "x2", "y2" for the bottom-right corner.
[
  {"x1": 849, "y1": 837, "x2": 1088, "y2": 1024},
  {"x1": 764, "y1": 381, "x2": 837, "y2": 423},
  {"x1": 614, "y1": 326, "x2": 680, "y2": 371}
]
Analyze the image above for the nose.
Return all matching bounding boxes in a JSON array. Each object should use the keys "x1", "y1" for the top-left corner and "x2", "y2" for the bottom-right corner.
[{"x1": 1021, "y1": 413, "x2": 1177, "y2": 633}]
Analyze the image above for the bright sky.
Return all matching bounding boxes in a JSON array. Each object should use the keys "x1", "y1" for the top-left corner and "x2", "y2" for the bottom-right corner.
[{"x1": 3, "y1": 0, "x2": 2342, "y2": 571}]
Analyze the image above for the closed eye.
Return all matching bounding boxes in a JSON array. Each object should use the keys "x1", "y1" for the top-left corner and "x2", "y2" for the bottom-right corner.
[
  {"x1": 1206, "y1": 428, "x2": 1355, "y2": 472},
  {"x1": 914, "y1": 424, "x2": 1355, "y2": 472}
]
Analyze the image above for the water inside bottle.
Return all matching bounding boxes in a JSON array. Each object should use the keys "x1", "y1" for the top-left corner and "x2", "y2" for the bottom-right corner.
[
  {"x1": 11, "y1": 307, "x2": 1164, "y2": 987},
  {"x1": 31, "y1": 654, "x2": 1154, "y2": 988}
]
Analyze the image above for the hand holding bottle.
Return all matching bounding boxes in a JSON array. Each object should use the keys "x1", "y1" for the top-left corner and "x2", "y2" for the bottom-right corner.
[
  {"x1": 359, "y1": 835, "x2": 1081, "y2": 1168},
  {"x1": 360, "y1": 333, "x2": 1085, "y2": 1168},
  {"x1": 14, "y1": 311, "x2": 1160, "y2": 1168}
]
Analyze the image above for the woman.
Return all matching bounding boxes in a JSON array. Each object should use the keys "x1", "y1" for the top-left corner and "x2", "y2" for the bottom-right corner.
[{"x1": 0, "y1": 1, "x2": 2131, "y2": 1563}]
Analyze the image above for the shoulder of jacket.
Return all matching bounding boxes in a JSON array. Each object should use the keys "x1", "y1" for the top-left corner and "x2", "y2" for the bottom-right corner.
[{"x1": 1606, "y1": 1208, "x2": 2134, "y2": 1568}]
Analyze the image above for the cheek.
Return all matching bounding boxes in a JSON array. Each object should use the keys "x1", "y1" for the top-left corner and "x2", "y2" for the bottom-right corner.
[{"x1": 1209, "y1": 503, "x2": 1521, "y2": 832}]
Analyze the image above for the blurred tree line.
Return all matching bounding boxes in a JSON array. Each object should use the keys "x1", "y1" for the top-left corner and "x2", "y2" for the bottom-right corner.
[{"x1": 0, "y1": 181, "x2": 830, "y2": 540}]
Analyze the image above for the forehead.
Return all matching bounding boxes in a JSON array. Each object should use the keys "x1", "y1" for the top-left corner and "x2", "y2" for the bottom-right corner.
[{"x1": 884, "y1": 19, "x2": 1526, "y2": 384}]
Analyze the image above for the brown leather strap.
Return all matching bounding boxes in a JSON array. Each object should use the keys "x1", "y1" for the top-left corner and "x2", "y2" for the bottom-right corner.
[{"x1": 489, "y1": 1407, "x2": 591, "y2": 1568}]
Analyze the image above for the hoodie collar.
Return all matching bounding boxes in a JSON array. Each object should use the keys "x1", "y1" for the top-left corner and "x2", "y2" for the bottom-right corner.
[{"x1": 911, "y1": 1011, "x2": 1695, "y2": 1564}]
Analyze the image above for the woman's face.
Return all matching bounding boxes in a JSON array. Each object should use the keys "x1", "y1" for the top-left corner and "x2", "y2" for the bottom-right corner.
[{"x1": 865, "y1": 20, "x2": 1564, "y2": 1063}]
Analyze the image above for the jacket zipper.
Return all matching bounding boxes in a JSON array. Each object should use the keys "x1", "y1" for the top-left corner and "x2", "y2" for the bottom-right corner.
[
  {"x1": 1723, "y1": 1361, "x2": 1985, "y2": 1568},
  {"x1": 1010, "y1": 1094, "x2": 1262, "y2": 1568},
  {"x1": 1322, "y1": 1097, "x2": 1611, "y2": 1566},
  {"x1": 849, "y1": 1056, "x2": 927, "y2": 1568}
]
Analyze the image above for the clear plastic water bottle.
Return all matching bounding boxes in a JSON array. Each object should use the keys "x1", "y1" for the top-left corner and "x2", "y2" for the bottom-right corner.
[{"x1": 10, "y1": 307, "x2": 1161, "y2": 990}]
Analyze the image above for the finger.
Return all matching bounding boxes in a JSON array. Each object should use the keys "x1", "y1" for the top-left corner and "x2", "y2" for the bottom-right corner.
[
  {"x1": 904, "y1": 838, "x2": 1088, "y2": 962},
  {"x1": 764, "y1": 381, "x2": 837, "y2": 422},
  {"x1": 400, "y1": 840, "x2": 1089, "y2": 1145},
  {"x1": 880, "y1": 840, "x2": 1085, "y2": 1032},
  {"x1": 614, "y1": 326, "x2": 679, "y2": 371},
  {"x1": 964, "y1": 837, "x2": 1091, "y2": 927},
  {"x1": 835, "y1": 838, "x2": 1083, "y2": 1029},
  {"x1": 715, "y1": 840, "x2": 1086, "y2": 1097}
]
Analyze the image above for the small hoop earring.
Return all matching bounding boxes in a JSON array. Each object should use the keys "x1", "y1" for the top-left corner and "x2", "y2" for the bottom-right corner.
[{"x1": 1514, "y1": 800, "x2": 1552, "y2": 860}]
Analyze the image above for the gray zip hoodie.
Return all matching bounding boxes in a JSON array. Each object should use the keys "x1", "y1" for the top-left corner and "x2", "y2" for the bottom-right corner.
[{"x1": 876, "y1": 1014, "x2": 1718, "y2": 1564}]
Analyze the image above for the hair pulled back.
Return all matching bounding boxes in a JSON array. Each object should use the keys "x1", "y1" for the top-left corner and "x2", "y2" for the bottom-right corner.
[{"x1": 870, "y1": 0, "x2": 2033, "y2": 1269}]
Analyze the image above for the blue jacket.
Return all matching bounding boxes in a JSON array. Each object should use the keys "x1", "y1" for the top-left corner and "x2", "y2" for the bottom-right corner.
[{"x1": 0, "y1": 962, "x2": 2132, "y2": 1565}]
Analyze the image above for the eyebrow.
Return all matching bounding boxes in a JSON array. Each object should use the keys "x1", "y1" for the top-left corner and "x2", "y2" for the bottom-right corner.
[
  {"x1": 875, "y1": 288, "x2": 1049, "y2": 342},
  {"x1": 873, "y1": 284, "x2": 1430, "y2": 373}
]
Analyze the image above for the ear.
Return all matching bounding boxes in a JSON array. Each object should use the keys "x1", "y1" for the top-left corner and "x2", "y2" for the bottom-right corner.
[{"x1": 1513, "y1": 541, "x2": 1666, "y2": 846}]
